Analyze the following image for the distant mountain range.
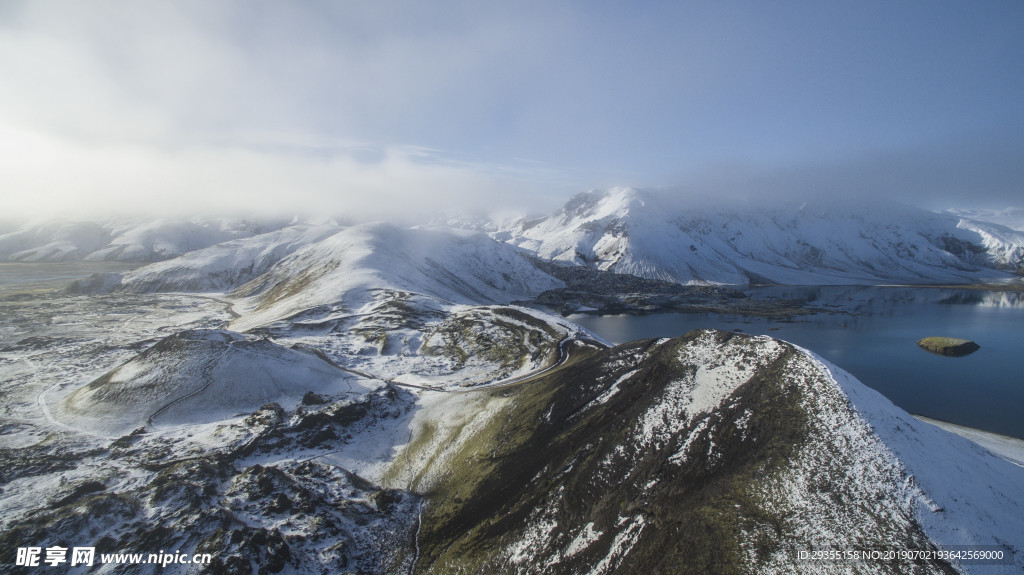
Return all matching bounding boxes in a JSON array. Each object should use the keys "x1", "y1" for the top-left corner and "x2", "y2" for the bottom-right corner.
[
  {"x1": 0, "y1": 217, "x2": 291, "y2": 262},
  {"x1": 7, "y1": 189, "x2": 1022, "y2": 289},
  {"x1": 493, "y1": 188, "x2": 1024, "y2": 285}
]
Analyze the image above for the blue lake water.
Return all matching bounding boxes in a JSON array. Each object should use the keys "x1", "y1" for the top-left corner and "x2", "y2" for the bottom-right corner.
[
  {"x1": 4, "y1": 266, "x2": 1022, "y2": 438},
  {"x1": 568, "y1": 286, "x2": 1024, "y2": 439}
]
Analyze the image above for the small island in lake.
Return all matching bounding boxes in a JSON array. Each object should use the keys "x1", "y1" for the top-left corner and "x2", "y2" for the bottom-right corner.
[{"x1": 916, "y1": 337, "x2": 981, "y2": 357}]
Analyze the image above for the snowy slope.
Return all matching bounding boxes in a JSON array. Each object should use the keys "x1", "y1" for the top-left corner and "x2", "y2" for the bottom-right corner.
[
  {"x1": 947, "y1": 208, "x2": 1024, "y2": 232},
  {"x1": 112, "y1": 223, "x2": 341, "y2": 293},
  {"x1": 499, "y1": 188, "x2": 1022, "y2": 285},
  {"x1": 953, "y1": 218, "x2": 1024, "y2": 274},
  {"x1": 0, "y1": 217, "x2": 289, "y2": 262},
  {"x1": 0, "y1": 220, "x2": 109, "y2": 261},
  {"x1": 55, "y1": 328, "x2": 375, "y2": 436},
  {"x1": 406, "y1": 330, "x2": 1024, "y2": 574},
  {"x1": 811, "y1": 351, "x2": 1024, "y2": 572},
  {"x1": 229, "y1": 222, "x2": 564, "y2": 331},
  {"x1": 4, "y1": 234, "x2": 1022, "y2": 573}
]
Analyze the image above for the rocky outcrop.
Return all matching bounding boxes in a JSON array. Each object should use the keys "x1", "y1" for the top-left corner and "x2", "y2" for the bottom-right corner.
[{"x1": 916, "y1": 337, "x2": 981, "y2": 357}]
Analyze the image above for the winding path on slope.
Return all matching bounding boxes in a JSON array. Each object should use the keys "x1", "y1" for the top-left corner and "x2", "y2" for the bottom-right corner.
[
  {"x1": 145, "y1": 343, "x2": 236, "y2": 425},
  {"x1": 451, "y1": 335, "x2": 605, "y2": 391},
  {"x1": 314, "y1": 333, "x2": 604, "y2": 575},
  {"x1": 297, "y1": 334, "x2": 605, "y2": 394},
  {"x1": 191, "y1": 293, "x2": 241, "y2": 319},
  {"x1": 288, "y1": 332, "x2": 607, "y2": 575}
]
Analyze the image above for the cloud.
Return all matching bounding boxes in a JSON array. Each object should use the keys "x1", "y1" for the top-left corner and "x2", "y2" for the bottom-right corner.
[
  {"x1": 0, "y1": 1, "x2": 582, "y2": 219},
  {"x1": 0, "y1": 126, "x2": 566, "y2": 220},
  {"x1": 0, "y1": 1, "x2": 568, "y2": 149},
  {"x1": 1, "y1": 1, "x2": 1021, "y2": 219},
  {"x1": 663, "y1": 127, "x2": 1024, "y2": 210}
]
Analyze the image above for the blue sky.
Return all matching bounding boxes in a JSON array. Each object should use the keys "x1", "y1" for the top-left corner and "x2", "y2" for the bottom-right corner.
[{"x1": 1, "y1": 0, "x2": 1021, "y2": 218}]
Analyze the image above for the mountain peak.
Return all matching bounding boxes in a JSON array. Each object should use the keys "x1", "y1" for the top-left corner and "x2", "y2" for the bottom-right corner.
[
  {"x1": 560, "y1": 187, "x2": 648, "y2": 220},
  {"x1": 408, "y1": 329, "x2": 1024, "y2": 573},
  {"x1": 501, "y1": 189, "x2": 1023, "y2": 285}
]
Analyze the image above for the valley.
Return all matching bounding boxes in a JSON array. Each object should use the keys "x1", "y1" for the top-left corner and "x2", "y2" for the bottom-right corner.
[{"x1": 2, "y1": 192, "x2": 1024, "y2": 573}]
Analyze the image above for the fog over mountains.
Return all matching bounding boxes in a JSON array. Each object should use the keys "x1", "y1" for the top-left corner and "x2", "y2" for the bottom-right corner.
[
  {"x1": 491, "y1": 188, "x2": 1024, "y2": 285},
  {"x1": 7, "y1": 188, "x2": 1022, "y2": 289},
  {"x1": 4, "y1": 1, "x2": 1023, "y2": 571},
  {"x1": 0, "y1": 217, "x2": 290, "y2": 263}
]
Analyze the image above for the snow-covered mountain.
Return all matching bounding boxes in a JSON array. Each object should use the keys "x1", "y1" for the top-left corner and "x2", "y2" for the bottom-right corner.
[
  {"x1": 56, "y1": 328, "x2": 376, "y2": 436},
  {"x1": 12, "y1": 192, "x2": 1024, "y2": 288},
  {"x1": 227, "y1": 222, "x2": 564, "y2": 331},
  {"x1": 111, "y1": 223, "x2": 341, "y2": 293},
  {"x1": 497, "y1": 188, "x2": 1024, "y2": 284},
  {"x1": 64, "y1": 221, "x2": 565, "y2": 331},
  {"x1": 405, "y1": 330, "x2": 1024, "y2": 574},
  {"x1": 4, "y1": 208, "x2": 1024, "y2": 571},
  {"x1": 5, "y1": 192, "x2": 1024, "y2": 573},
  {"x1": 947, "y1": 207, "x2": 1024, "y2": 232},
  {"x1": 0, "y1": 217, "x2": 291, "y2": 263},
  {"x1": 951, "y1": 218, "x2": 1024, "y2": 274}
]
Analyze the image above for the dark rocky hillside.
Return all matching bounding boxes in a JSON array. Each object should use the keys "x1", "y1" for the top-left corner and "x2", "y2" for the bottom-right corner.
[{"x1": 411, "y1": 330, "x2": 957, "y2": 574}]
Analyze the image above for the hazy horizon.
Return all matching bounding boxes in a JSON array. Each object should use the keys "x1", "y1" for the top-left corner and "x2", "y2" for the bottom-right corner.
[{"x1": 2, "y1": 1, "x2": 1022, "y2": 220}]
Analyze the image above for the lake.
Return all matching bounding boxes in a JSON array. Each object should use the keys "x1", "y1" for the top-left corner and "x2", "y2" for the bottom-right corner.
[
  {"x1": 4, "y1": 265, "x2": 1021, "y2": 438},
  {"x1": 569, "y1": 285, "x2": 1024, "y2": 439}
]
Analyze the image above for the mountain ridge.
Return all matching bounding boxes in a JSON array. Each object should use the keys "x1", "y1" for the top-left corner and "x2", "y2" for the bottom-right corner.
[
  {"x1": 495, "y1": 188, "x2": 1024, "y2": 285},
  {"x1": 397, "y1": 329, "x2": 1023, "y2": 574},
  {"x1": 9, "y1": 192, "x2": 1024, "y2": 289},
  {"x1": 0, "y1": 217, "x2": 293, "y2": 263}
]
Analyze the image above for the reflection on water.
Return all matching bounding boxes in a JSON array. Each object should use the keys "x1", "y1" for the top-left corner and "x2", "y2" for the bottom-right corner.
[
  {"x1": 4, "y1": 267, "x2": 1022, "y2": 438},
  {"x1": 973, "y1": 292, "x2": 1024, "y2": 308},
  {"x1": 571, "y1": 285, "x2": 1024, "y2": 439},
  {"x1": 745, "y1": 284, "x2": 1024, "y2": 310}
]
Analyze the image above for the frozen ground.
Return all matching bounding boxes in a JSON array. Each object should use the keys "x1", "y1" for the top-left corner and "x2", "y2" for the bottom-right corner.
[
  {"x1": 0, "y1": 264, "x2": 581, "y2": 572},
  {"x1": 2, "y1": 263, "x2": 1022, "y2": 573}
]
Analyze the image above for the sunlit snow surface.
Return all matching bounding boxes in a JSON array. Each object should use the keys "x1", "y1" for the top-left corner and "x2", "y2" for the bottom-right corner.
[
  {"x1": 468, "y1": 332, "x2": 1024, "y2": 574},
  {"x1": 497, "y1": 188, "x2": 1024, "y2": 285},
  {"x1": 2, "y1": 243, "x2": 1023, "y2": 573},
  {"x1": 0, "y1": 261, "x2": 579, "y2": 573},
  {"x1": 810, "y1": 353, "x2": 1024, "y2": 573}
]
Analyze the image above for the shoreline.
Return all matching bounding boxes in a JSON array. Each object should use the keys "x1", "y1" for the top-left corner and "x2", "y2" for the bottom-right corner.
[
  {"x1": 912, "y1": 414, "x2": 1024, "y2": 468},
  {"x1": 883, "y1": 281, "x2": 1024, "y2": 292}
]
